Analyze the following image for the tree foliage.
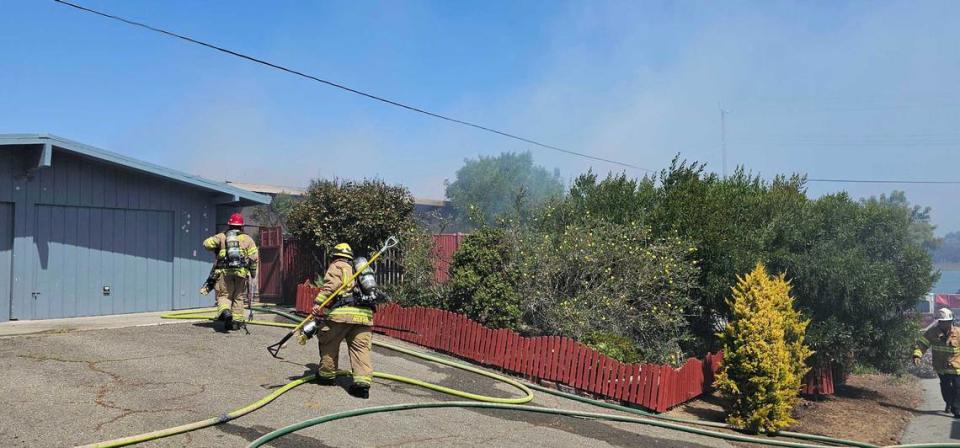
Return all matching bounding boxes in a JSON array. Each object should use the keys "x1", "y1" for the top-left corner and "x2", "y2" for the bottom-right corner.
[
  {"x1": 383, "y1": 224, "x2": 446, "y2": 308},
  {"x1": 385, "y1": 153, "x2": 937, "y2": 375},
  {"x1": 768, "y1": 193, "x2": 936, "y2": 374},
  {"x1": 864, "y1": 190, "x2": 940, "y2": 252},
  {"x1": 715, "y1": 264, "x2": 812, "y2": 433},
  {"x1": 514, "y1": 218, "x2": 698, "y2": 364},
  {"x1": 529, "y1": 159, "x2": 934, "y2": 373},
  {"x1": 249, "y1": 193, "x2": 299, "y2": 233},
  {"x1": 287, "y1": 179, "x2": 414, "y2": 256},
  {"x1": 445, "y1": 152, "x2": 563, "y2": 225},
  {"x1": 446, "y1": 228, "x2": 523, "y2": 330}
]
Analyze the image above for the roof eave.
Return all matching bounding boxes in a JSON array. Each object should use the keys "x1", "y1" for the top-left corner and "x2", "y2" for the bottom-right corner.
[{"x1": 0, "y1": 134, "x2": 271, "y2": 205}]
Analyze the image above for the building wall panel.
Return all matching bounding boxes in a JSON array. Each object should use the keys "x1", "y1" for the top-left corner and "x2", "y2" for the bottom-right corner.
[
  {"x1": 2, "y1": 148, "x2": 224, "y2": 321},
  {"x1": 0, "y1": 202, "x2": 13, "y2": 322},
  {"x1": 32, "y1": 205, "x2": 174, "y2": 319}
]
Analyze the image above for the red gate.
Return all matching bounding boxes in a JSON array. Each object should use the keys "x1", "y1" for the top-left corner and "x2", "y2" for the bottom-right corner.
[
  {"x1": 257, "y1": 227, "x2": 283, "y2": 301},
  {"x1": 432, "y1": 233, "x2": 467, "y2": 283}
]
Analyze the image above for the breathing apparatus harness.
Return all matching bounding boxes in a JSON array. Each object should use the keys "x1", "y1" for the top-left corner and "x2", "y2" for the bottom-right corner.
[
  {"x1": 218, "y1": 229, "x2": 251, "y2": 271},
  {"x1": 337, "y1": 256, "x2": 390, "y2": 309},
  {"x1": 300, "y1": 256, "x2": 391, "y2": 341}
]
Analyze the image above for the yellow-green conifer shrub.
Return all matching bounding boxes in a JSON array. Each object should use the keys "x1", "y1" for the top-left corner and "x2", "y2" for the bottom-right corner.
[{"x1": 714, "y1": 263, "x2": 812, "y2": 433}]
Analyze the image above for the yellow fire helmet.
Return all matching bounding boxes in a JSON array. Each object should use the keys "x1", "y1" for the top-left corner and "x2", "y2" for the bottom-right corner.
[{"x1": 332, "y1": 242, "x2": 354, "y2": 260}]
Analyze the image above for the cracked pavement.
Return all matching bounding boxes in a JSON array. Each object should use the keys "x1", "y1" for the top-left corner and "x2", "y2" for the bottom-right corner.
[{"x1": 0, "y1": 319, "x2": 730, "y2": 447}]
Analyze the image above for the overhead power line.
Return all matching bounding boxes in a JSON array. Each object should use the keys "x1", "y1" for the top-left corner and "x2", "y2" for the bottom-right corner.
[
  {"x1": 807, "y1": 178, "x2": 960, "y2": 185},
  {"x1": 734, "y1": 141, "x2": 960, "y2": 147},
  {"x1": 52, "y1": 0, "x2": 653, "y2": 173}
]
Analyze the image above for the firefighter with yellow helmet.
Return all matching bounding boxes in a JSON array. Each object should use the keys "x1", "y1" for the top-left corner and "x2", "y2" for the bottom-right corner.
[
  {"x1": 914, "y1": 307, "x2": 960, "y2": 417},
  {"x1": 311, "y1": 242, "x2": 375, "y2": 398},
  {"x1": 202, "y1": 212, "x2": 259, "y2": 331}
]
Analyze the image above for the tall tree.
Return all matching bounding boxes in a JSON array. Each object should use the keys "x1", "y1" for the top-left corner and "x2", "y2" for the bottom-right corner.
[
  {"x1": 864, "y1": 190, "x2": 941, "y2": 251},
  {"x1": 249, "y1": 193, "x2": 299, "y2": 233},
  {"x1": 445, "y1": 152, "x2": 563, "y2": 225}
]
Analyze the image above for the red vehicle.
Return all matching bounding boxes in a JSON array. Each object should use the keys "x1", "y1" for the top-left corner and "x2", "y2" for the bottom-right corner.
[{"x1": 920, "y1": 294, "x2": 960, "y2": 327}]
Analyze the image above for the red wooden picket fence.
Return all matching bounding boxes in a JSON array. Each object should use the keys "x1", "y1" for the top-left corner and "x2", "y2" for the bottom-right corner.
[
  {"x1": 432, "y1": 233, "x2": 468, "y2": 283},
  {"x1": 801, "y1": 365, "x2": 835, "y2": 396},
  {"x1": 295, "y1": 284, "x2": 722, "y2": 412},
  {"x1": 274, "y1": 232, "x2": 469, "y2": 304}
]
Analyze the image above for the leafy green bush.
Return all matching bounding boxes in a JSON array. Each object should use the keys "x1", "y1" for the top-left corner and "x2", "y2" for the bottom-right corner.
[
  {"x1": 768, "y1": 193, "x2": 935, "y2": 374},
  {"x1": 715, "y1": 263, "x2": 812, "y2": 433},
  {"x1": 446, "y1": 228, "x2": 523, "y2": 330},
  {"x1": 286, "y1": 178, "x2": 414, "y2": 255},
  {"x1": 383, "y1": 225, "x2": 446, "y2": 308},
  {"x1": 583, "y1": 332, "x2": 643, "y2": 364},
  {"x1": 545, "y1": 160, "x2": 933, "y2": 374},
  {"x1": 432, "y1": 154, "x2": 938, "y2": 375},
  {"x1": 515, "y1": 219, "x2": 698, "y2": 364}
]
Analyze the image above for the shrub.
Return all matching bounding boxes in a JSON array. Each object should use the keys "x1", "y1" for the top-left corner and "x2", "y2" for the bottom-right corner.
[
  {"x1": 383, "y1": 225, "x2": 446, "y2": 308},
  {"x1": 446, "y1": 228, "x2": 523, "y2": 330},
  {"x1": 768, "y1": 193, "x2": 935, "y2": 374},
  {"x1": 286, "y1": 178, "x2": 414, "y2": 255},
  {"x1": 583, "y1": 331, "x2": 642, "y2": 364},
  {"x1": 516, "y1": 219, "x2": 698, "y2": 364},
  {"x1": 715, "y1": 263, "x2": 812, "y2": 433}
]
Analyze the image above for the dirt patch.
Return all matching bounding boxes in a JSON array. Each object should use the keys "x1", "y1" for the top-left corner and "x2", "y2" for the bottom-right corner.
[
  {"x1": 665, "y1": 373, "x2": 922, "y2": 446},
  {"x1": 789, "y1": 374, "x2": 921, "y2": 445}
]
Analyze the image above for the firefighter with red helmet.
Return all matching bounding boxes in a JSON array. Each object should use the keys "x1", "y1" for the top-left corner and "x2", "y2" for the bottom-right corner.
[{"x1": 202, "y1": 212, "x2": 259, "y2": 331}]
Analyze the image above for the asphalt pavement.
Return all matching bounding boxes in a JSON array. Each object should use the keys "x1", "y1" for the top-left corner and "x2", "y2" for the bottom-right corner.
[
  {"x1": 901, "y1": 377, "x2": 960, "y2": 443},
  {"x1": 0, "y1": 317, "x2": 732, "y2": 447}
]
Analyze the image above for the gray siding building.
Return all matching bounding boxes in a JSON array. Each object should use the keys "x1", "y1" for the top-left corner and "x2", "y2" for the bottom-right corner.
[{"x1": 0, "y1": 134, "x2": 269, "y2": 322}]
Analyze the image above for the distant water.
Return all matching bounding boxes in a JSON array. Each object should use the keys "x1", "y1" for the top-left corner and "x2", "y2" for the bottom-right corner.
[{"x1": 933, "y1": 269, "x2": 960, "y2": 294}]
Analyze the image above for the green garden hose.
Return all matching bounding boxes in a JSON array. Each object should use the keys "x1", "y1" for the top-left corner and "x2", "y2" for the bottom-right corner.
[
  {"x1": 76, "y1": 373, "x2": 316, "y2": 448},
  {"x1": 248, "y1": 401, "x2": 846, "y2": 448},
  {"x1": 524, "y1": 383, "x2": 874, "y2": 448},
  {"x1": 76, "y1": 307, "x2": 956, "y2": 448}
]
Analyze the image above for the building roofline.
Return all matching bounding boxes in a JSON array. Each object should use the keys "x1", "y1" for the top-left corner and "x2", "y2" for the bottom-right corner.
[
  {"x1": 226, "y1": 180, "x2": 449, "y2": 207},
  {"x1": 0, "y1": 134, "x2": 270, "y2": 205},
  {"x1": 225, "y1": 181, "x2": 307, "y2": 197}
]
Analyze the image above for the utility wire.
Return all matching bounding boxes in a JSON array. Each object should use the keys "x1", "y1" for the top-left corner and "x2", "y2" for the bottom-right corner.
[
  {"x1": 52, "y1": 0, "x2": 653, "y2": 173},
  {"x1": 733, "y1": 141, "x2": 960, "y2": 147},
  {"x1": 807, "y1": 178, "x2": 960, "y2": 185}
]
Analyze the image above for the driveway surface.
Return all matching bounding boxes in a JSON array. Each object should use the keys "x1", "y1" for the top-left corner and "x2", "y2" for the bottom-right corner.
[{"x1": 0, "y1": 318, "x2": 732, "y2": 447}]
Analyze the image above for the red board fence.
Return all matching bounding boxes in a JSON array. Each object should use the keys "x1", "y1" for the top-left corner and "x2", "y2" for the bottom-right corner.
[
  {"x1": 432, "y1": 233, "x2": 467, "y2": 283},
  {"x1": 257, "y1": 227, "x2": 284, "y2": 301},
  {"x1": 801, "y1": 365, "x2": 835, "y2": 396},
  {"x1": 296, "y1": 284, "x2": 722, "y2": 412},
  {"x1": 276, "y1": 232, "x2": 468, "y2": 304}
]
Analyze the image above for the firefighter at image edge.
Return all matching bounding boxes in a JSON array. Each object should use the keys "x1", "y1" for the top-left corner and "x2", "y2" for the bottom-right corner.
[
  {"x1": 914, "y1": 307, "x2": 960, "y2": 418},
  {"x1": 202, "y1": 212, "x2": 258, "y2": 331}
]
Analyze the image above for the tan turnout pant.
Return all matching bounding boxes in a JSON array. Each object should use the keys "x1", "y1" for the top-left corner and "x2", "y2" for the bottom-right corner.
[
  {"x1": 215, "y1": 275, "x2": 249, "y2": 320},
  {"x1": 317, "y1": 321, "x2": 373, "y2": 385}
]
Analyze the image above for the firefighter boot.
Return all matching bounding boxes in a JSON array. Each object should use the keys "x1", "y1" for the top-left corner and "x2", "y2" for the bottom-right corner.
[
  {"x1": 218, "y1": 309, "x2": 233, "y2": 331},
  {"x1": 316, "y1": 369, "x2": 337, "y2": 386},
  {"x1": 348, "y1": 382, "x2": 370, "y2": 399}
]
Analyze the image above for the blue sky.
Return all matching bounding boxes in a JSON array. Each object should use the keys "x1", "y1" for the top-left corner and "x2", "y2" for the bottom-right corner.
[{"x1": 4, "y1": 1, "x2": 960, "y2": 233}]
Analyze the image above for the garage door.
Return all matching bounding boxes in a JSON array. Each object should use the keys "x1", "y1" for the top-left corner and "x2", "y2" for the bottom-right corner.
[
  {"x1": 0, "y1": 203, "x2": 12, "y2": 322},
  {"x1": 28, "y1": 205, "x2": 173, "y2": 319}
]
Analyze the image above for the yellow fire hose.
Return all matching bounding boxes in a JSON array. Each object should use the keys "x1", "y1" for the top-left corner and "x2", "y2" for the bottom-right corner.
[
  {"x1": 76, "y1": 308, "x2": 531, "y2": 448},
  {"x1": 76, "y1": 308, "x2": 958, "y2": 448}
]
